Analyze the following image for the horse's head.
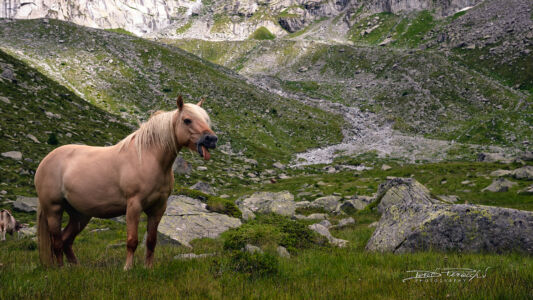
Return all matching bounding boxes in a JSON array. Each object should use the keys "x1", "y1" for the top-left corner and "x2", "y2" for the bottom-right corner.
[{"x1": 174, "y1": 95, "x2": 217, "y2": 160}]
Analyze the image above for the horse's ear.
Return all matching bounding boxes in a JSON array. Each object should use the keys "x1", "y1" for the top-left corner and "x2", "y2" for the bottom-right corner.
[
  {"x1": 197, "y1": 98, "x2": 205, "y2": 107},
  {"x1": 176, "y1": 95, "x2": 184, "y2": 111}
]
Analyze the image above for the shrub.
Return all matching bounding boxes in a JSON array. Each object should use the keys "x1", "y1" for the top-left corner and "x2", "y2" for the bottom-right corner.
[
  {"x1": 228, "y1": 251, "x2": 279, "y2": 277},
  {"x1": 47, "y1": 132, "x2": 58, "y2": 145},
  {"x1": 222, "y1": 214, "x2": 325, "y2": 253}
]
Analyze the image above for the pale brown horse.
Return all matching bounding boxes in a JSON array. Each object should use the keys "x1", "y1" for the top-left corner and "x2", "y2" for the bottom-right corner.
[{"x1": 34, "y1": 96, "x2": 217, "y2": 270}]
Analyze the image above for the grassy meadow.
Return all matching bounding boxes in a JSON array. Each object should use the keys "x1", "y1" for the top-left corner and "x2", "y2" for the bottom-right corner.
[{"x1": 1, "y1": 160, "x2": 533, "y2": 299}]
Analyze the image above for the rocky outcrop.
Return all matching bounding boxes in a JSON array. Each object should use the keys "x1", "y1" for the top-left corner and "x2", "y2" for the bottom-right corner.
[
  {"x1": 308, "y1": 223, "x2": 348, "y2": 247},
  {"x1": 366, "y1": 178, "x2": 533, "y2": 254},
  {"x1": 1, "y1": 151, "x2": 22, "y2": 161},
  {"x1": 376, "y1": 178, "x2": 440, "y2": 213},
  {"x1": 481, "y1": 178, "x2": 517, "y2": 192},
  {"x1": 512, "y1": 166, "x2": 533, "y2": 180},
  {"x1": 237, "y1": 191, "x2": 295, "y2": 216},
  {"x1": 3, "y1": 0, "x2": 192, "y2": 36},
  {"x1": 190, "y1": 181, "x2": 215, "y2": 195},
  {"x1": 158, "y1": 195, "x2": 241, "y2": 247},
  {"x1": 13, "y1": 196, "x2": 38, "y2": 212}
]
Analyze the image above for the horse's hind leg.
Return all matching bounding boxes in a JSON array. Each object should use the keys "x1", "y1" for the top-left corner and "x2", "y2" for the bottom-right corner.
[
  {"x1": 62, "y1": 208, "x2": 91, "y2": 264},
  {"x1": 46, "y1": 204, "x2": 65, "y2": 266}
]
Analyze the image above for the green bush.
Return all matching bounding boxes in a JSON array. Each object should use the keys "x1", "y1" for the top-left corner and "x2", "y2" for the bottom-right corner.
[
  {"x1": 222, "y1": 214, "x2": 325, "y2": 253},
  {"x1": 47, "y1": 132, "x2": 58, "y2": 145},
  {"x1": 228, "y1": 251, "x2": 279, "y2": 277},
  {"x1": 250, "y1": 27, "x2": 275, "y2": 40}
]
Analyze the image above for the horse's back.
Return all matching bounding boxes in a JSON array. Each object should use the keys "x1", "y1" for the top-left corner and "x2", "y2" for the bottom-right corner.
[{"x1": 35, "y1": 144, "x2": 116, "y2": 207}]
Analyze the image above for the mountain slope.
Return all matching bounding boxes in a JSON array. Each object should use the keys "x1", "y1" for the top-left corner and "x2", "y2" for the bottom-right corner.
[
  {"x1": 0, "y1": 48, "x2": 132, "y2": 197},
  {"x1": 0, "y1": 19, "x2": 344, "y2": 166}
]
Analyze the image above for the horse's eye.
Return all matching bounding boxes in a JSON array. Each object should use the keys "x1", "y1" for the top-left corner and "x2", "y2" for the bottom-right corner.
[{"x1": 184, "y1": 119, "x2": 192, "y2": 125}]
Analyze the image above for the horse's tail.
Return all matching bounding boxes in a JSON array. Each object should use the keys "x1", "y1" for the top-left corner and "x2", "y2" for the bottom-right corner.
[{"x1": 37, "y1": 205, "x2": 53, "y2": 266}]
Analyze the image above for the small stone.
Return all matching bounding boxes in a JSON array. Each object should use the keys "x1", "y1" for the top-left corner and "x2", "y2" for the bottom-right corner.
[
  {"x1": 197, "y1": 166, "x2": 208, "y2": 171},
  {"x1": 244, "y1": 244, "x2": 263, "y2": 254},
  {"x1": 482, "y1": 178, "x2": 517, "y2": 193},
  {"x1": 277, "y1": 246, "x2": 290, "y2": 258},
  {"x1": 190, "y1": 181, "x2": 214, "y2": 195},
  {"x1": 381, "y1": 164, "x2": 392, "y2": 171},
  {"x1": 174, "y1": 253, "x2": 214, "y2": 260},
  {"x1": 273, "y1": 162, "x2": 285, "y2": 169},
  {"x1": 1, "y1": 151, "x2": 22, "y2": 161},
  {"x1": 26, "y1": 134, "x2": 40, "y2": 143}
]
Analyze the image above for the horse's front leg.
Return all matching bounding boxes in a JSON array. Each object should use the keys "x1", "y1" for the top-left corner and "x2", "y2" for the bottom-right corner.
[
  {"x1": 144, "y1": 201, "x2": 166, "y2": 268},
  {"x1": 124, "y1": 199, "x2": 142, "y2": 271}
]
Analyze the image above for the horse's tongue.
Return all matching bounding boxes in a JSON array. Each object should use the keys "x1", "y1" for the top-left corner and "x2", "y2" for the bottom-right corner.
[{"x1": 202, "y1": 145, "x2": 210, "y2": 160}]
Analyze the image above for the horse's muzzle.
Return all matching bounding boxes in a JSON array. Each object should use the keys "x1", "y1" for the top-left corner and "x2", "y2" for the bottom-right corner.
[{"x1": 197, "y1": 134, "x2": 217, "y2": 160}]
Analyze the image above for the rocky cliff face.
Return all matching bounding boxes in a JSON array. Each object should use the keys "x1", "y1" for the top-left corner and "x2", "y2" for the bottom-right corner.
[
  {"x1": 1, "y1": 0, "x2": 200, "y2": 36},
  {"x1": 2, "y1": 0, "x2": 482, "y2": 39}
]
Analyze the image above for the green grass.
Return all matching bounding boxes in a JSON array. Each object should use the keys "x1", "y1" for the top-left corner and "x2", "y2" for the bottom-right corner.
[
  {"x1": 105, "y1": 28, "x2": 135, "y2": 36},
  {"x1": 249, "y1": 27, "x2": 275, "y2": 40},
  {"x1": 175, "y1": 21, "x2": 193, "y2": 34},
  {"x1": 0, "y1": 49, "x2": 132, "y2": 199},
  {"x1": 1, "y1": 213, "x2": 532, "y2": 299}
]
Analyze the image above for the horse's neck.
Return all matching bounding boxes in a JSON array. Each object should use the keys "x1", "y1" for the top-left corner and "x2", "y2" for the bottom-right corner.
[{"x1": 150, "y1": 146, "x2": 179, "y2": 172}]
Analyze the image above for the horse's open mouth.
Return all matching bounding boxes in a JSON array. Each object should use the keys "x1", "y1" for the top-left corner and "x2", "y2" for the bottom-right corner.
[{"x1": 197, "y1": 144, "x2": 211, "y2": 160}]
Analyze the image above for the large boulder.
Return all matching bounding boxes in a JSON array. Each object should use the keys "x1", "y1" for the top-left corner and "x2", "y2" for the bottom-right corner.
[
  {"x1": 13, "y1": 196, "x2": 39, "y2": 212},
  {"x1": 237, "y1": 191, "x2": 295, "y2": 216},
  {"x1": 366, "y1": 178, "x2": 533, "y2": 254},
  {"x1": 376, "y1": 178, "x2": 440, "y2": 213},
  {"x1": 308, "y1": 223, "x2": 348, "y2": 248},
  {"x1": 340, "y1": 195, "x2": 375, "y2": 213},
  {"x1": 158, "y1": 196, "x2": 241, "y2": 247},
  {"x1": 481, "y1": 178, "x2": 517, "y2": 192},
  {"x1": 309, "y1": 195, "x2": 341, "y2": 212},
  {"x1": 511, "y1": 166, "x2": 533, "y2": 180},
  {"x1": 477, "y1": 152, "x2": 511, "y2": 163}
]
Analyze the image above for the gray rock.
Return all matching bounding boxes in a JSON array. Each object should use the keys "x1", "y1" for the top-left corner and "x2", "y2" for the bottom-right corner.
[
  {"x1": 13, "y1": 196, "x2": 38, "y2": 212},
  {"x1": 26, "y1": 134, "x2": 40, "y2": 143},
  {"x1": 368, "y1": 221, "x2": 378, "y2": 228},
  {"x1": 490, "y1": 169, "x2": 512, "y2": 177},
  {"x1": 277, "y1": 246, "x2": 290, "y2": 258},
  {"x1": 158, "y1": 195, "x2": 241, "y2": 247},
  {"x1": 173, "y1": 156, "x2": 191, "y2": 175},
  {"x1": 511, "y1": 166, "x2": 533, "y2": 180},
  {"x1": 318, "y1": 220, "x2": 332, "y2": 228},
  {"x1": 1, "y1": 68, "x2": 15, "y2": 81},
  {"x1": 518, "y1": 185, "x2": 533, "y2": 195},
  {"x1": 197, "y1": 166, "x2": 208, "y2": 171},
  {"x1": 1, "y1": 151, "x2": 22, "y2": 161},
  {"x1": 481, "y1": 178, "x2": 517, "y2": 192},
  {"x1": 366, "y1": 179, "x2": 533, "y2": 254},
  {"x1": 174, "y1": 253, "x2": 215, "y2": 260},
  {"x1": 243, "y1": 158, "x2": 258, "y2": 165},
  {"x1": 273, "y1": 162, "x2": 285, "y2": 169},
  {"x1": 18, "y1": 226, "x2": 37, "y2": 237},
  {"x1": 295, "y1": 201, "x2": 311, "y2": 209},
  {"x1": 381, "y1": 164, "x2": 392, "y2": 171},
  {"x1": 438, "y1": 195, "x2": 460, "y2": 203},
  {"x1": 244, "y1": 244, "x2": 263, "y2": 254},
  {"x1": 333, "y1": 217, "x2": 355, "y2": 228},
  {"x1": 477, "y1": 152, "x2": 511, "y2": 163},
  {"x1": 240, "y1": 207, "x2": 256, "y2": 221},
  {"x1": 310, "y1": 196, "x2": 341, "y2": 212},
  {"x1": 308, "y1": 223, "x2": 348, "y2": 248},
  {"x1": 306, "y1": 213, "x2": 328, "y2": 220},
  {"x1": 340, "y1": 195, "x2": 375, "y2": 213},
  {"x1": 237, "y1": 191, "x2": 295, "y2": 216},
  {"x1": 376, "y1": 178, "x2": 440, "y2": 214},
  {"x1": 190, "y1": 181, "x2": 214, "y2": 195}
]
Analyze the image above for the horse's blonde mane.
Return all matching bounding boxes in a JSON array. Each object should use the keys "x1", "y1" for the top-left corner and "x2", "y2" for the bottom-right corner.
[
  {"x1": 117, "y1": 109, "x2": 178, "y2": 158},
  {"x1": 117, "y1": 104, "x2": 211, "y2": 159}
]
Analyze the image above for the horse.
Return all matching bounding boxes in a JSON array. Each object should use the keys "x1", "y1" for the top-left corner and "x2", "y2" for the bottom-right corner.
[
  {"x1": 0, "y1": 209, "x2": 21, "y2": 240},
  {"x1": 34, "y1": 96, "x2": 217, "y2": 270}
]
